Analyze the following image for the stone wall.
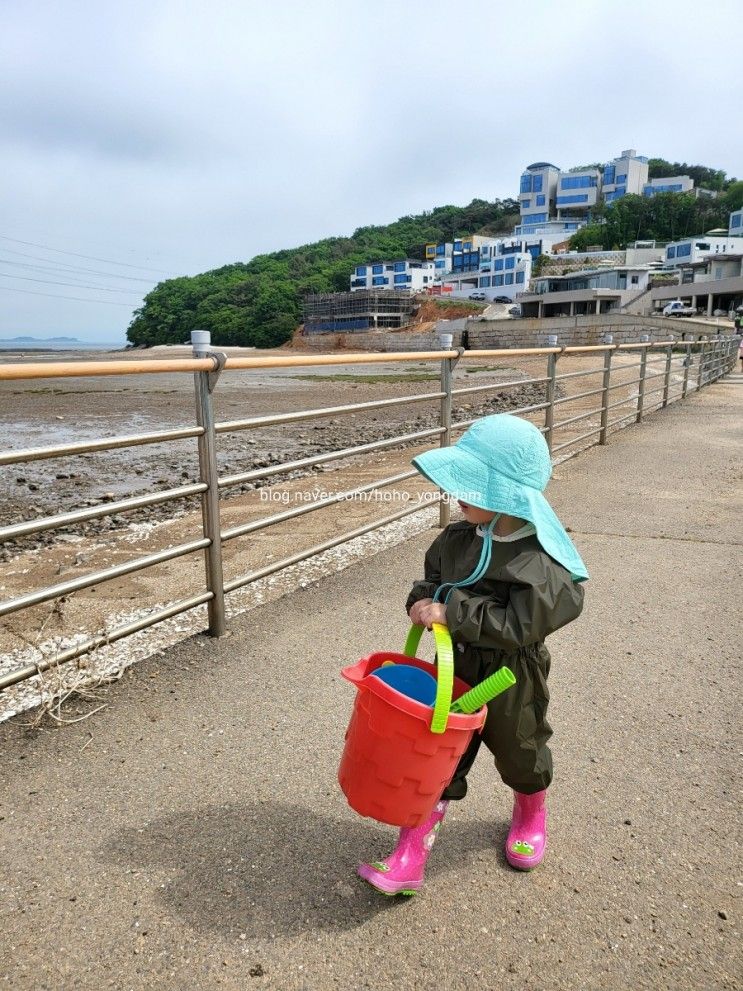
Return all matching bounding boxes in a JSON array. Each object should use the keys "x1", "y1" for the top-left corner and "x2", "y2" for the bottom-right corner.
[{"x1": 296, "y1": 314, "x2": 725, "y2": 352}]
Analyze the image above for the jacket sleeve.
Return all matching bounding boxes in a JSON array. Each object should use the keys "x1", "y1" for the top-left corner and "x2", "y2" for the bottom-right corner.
[
  {"x1": 405, "y1": 530, "x2": 444, "y2": 613},
  {"x1": 445, "y1": 552, "x2": 584, "y2": 650}
]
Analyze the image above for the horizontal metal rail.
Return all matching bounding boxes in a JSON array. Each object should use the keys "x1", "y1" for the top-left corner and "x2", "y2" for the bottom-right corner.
[
  {"x1": 551, "y1": 424, "x2": 604, "y2": 452},
  {"x1": 0, "y1": 425, "x2": 204, "y2": 467},
  {"x1": 214, "y1": 391, "x2": 445, "y2": 434},
  {"x1": 552, "y1": 386, "x2": 605, "y2": 406},
  {"x1": 224, "y1": 500, "x2": 434, "y2": 595},
  {"x1": 221, "y1": 469, "x2": 419, "y2": 542},
  {"x1": 451, "y1": 375, "x2": 549, "y2": 397},
  {"x1": 0, "y1": 483, "x2": 207, "y2": 542},
  {"x1": 455, "y1": 400, "x2": 550, "y2": 431},
  {"x1": 0, "y1": 591, "x2": 213, "y2": 690},
  {"x1": 554, "y1": 364, "x2": 614, "y2": 382},
  {"x1": 552, "y1": 406, "x2": 603, "y2": 431},
  {"x1": 218, "y1": 427, "x2": 442, "y2": 490},
  {"x1": 0, "y1": 538, "x2": 209, "y2": 619}
]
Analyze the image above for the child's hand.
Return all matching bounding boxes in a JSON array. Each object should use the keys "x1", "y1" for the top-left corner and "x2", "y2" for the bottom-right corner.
[
  {"x1": 418, "y1": 602, "x2": 448, "y2": 630},
  {"x1": 408, "y1": 598, "x2": 433, "y2": 625}
]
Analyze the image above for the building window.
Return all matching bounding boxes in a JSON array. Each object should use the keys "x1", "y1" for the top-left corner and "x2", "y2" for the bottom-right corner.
[
  {"x1": 521, "y1": 199, "x2": 531, "y2": 209},
  {"x1": 556, "y1": 194, "x2": 589, "y2": 205},
  {"x1": 393, "y1": 274, "x2": 408, "y2": 284},
  {"x1": 522, "y1": 212, "x2": 548, "y2": 224},
  {"x1": 372, "y1": 264, "x2": 383, "y2": 274},
  {"x1": 480, "y1": 276, "x2": 491, "y2": 288},
  {"x1": 394, "y1": 261, "x2": 406, "y2": 272},
  {"x1": 436, "y1": 244, "x2": 446, "y2": 256},
  {"x1": 516, "y1": 270, "x2": 525, "y2": 284},
  {"x1": 731, "y1": 214, "x2": 742, "y2": 228},
  {"x1": 435, "y1": 259, "x2": 446, "y2": 268},
  {"x1": 560, "y1": 175, "x2": 597, "y2": 189},
  {"x1": 355, "y1": 266, "x2": 367, "y2": 276},
  {"x1": 604, "y1": 165, "x2": 616, "y2": 185},
  {"x1": 677, "y1": 243, "x2": 692, "y2": 257},
  {"x1": 631, "y1": 275, "x2": 639, "y2": 285},
  {"x1": 372, "y1": 276, "x2": 388, "y2": 285},
  {"x1": 453, "y1": 240, "x2": 462, "y2": 252},
  {"x1": 667, "y1": 246, "x2": 676, "y2": 259},
  {"x1": 616, "y1": 173, "x2": 627, "y2": 184},
  {"x1": 505, "y1": 256, "x2": 515, "y2": 270},
  {"x1": 520, "y1": 174, "x2": 532, "y2": 194},
  {"x1": 536, "y1": 194, "x2": 545, "y2": 206},
  {"x1": 505, "y1": 273, "x2": 514, "y2": 285},
  {"x1": 532, "y1": 175, "x2": 543, "y2": 193},
  {"x1": 494, "y1": 274, "x2": 504, "y2": 286},
  {"x1": 462, "y1": 241, "x2": 472, "y2": 251},
  {"x1": 695, "y1": 242, "x2": 711, "y2": 251},
  {"x1": 495, "y1": 259, "x2": 504, "y2": 271}
]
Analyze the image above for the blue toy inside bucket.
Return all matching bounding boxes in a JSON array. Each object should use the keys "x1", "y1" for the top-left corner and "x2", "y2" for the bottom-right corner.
[{"x1": 369, "y1": 663, "x2": 437, "y2": 706}]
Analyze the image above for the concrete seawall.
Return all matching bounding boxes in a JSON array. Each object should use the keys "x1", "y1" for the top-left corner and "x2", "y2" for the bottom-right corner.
[{"x1": 299, "y1": 313, "x2": 731, "y2": 351}]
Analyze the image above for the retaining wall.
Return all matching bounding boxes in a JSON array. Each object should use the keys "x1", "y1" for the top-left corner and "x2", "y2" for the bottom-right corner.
[{"x1": 295, "y1": 314, "x2": 727, "y2": 352}]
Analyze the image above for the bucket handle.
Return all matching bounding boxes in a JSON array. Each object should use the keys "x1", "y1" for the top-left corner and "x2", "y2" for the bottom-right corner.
[{"x1": 402, "y1": 623, "x2": 454, "y2": 735}]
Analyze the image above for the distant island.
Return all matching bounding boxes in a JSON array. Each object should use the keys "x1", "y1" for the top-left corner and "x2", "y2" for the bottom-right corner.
[{"x1": 1, "y1": 335, "x2": 80, "y2": 342}]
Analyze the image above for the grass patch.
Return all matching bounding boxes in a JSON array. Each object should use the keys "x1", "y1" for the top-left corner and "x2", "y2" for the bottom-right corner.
[
  {"x1": 291, "y1": 372, "x2": 439, "y2": 384},
  {"x1": 463, "y1": 365, "x2": 512, "y2": 374}
]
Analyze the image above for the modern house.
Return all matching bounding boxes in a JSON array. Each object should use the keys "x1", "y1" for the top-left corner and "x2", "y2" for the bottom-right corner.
[
  {"x1": 518, "y1": 266, "x2": 657, "y2": 317},
  {"x1": 517, "y1": 150, "x2": 651, "y2": 237},
  {"x1": 664, "y1": 233, "x2": 743, "y2": 269},
  {"x1": 643, "y1": 175, "x2": 695, "y2": 197},
  {"x1": 440, "y1": 252, "x2": 533, "y2": 301},
  {"x1": 424, "y1": 235, "x2": 500, "y2": 276},
  {"x1": 350, "y1": 259, "x2": 435, "y2": 292}
]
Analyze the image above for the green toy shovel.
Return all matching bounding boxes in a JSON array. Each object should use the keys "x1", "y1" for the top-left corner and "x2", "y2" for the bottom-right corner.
[{"x1": 449, "y1": 666, "x2": 516, "y2": 714}]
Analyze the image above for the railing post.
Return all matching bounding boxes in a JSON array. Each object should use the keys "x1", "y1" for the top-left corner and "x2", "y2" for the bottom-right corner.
[
  {"x1": 544, "y1": 334, "x2": 558, "y2": 453},
  {"x1": 636, "y1": 335, "x2": 649, "y2": 423},
  {"x1": 682, "y1": 342, "x2": 691, "y2": 398},
  {"x1": 438, "y1": 331, "x2": 455, "y2": 528},
  {"x1": 191, "y1": 329, "x2": 227, "y2": 637},
  {"x1": 697, "y1": 339, "x2": 707, "y2": 390},
  {"x1": 599, "y1": 335, "x2": 613, "y2": 445},
  {"x1": 662, "y1": 342, "x2": 673, "y2": 407}
]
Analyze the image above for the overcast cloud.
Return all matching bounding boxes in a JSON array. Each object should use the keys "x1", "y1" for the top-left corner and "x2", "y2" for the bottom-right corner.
[{"x1": 1, "y1": 0, "x2": 740, "y2": 342}]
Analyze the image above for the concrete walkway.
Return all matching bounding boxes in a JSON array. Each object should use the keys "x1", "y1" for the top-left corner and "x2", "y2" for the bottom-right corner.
[{"x1": 1, "y1": 374, "x2": 741, "y2": 991}]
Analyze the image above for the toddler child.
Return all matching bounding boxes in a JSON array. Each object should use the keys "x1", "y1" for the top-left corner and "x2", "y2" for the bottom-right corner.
[{"x1": 358, "y1": 413, "x2": 588, "y2": 896}]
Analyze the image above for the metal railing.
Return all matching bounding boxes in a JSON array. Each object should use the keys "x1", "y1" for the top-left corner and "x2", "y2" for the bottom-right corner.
[{"x1": 0, "y1": 332, "x2": 737, "y2": 690}]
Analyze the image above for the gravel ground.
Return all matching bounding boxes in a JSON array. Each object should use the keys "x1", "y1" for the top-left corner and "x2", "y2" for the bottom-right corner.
[{"x1": 0, "y1": 371, "x2": 740, "y2": 990}]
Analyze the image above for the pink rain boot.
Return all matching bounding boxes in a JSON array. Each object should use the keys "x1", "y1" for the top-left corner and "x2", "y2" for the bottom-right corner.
[
  {"x1": 357, "y1": 801, "x2": 448, "y2": 896},
  {"x1": 505, "y1": 789, "x2": 547, "y2": 870}
]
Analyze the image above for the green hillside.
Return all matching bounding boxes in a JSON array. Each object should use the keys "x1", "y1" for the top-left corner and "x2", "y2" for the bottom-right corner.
[
  {"x1": 126, "y1": 159, "x2": 742, "y2": 349},
  {"x1": 126, "y1": 199, "x2": 519, "y2": 348}
]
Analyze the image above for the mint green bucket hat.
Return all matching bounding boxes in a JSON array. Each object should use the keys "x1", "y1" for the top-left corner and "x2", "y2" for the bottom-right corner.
[{"x1": 413, "y1": 414, "x2": 588, "y2": 581}]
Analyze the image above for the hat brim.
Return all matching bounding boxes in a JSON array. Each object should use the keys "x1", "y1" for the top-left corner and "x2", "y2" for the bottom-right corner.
[{"x1": 413, "y1": 446, "x2": 589, "y2": 581}]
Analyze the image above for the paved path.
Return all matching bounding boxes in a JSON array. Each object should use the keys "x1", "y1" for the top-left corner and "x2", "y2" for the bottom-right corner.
[{"x1": 1, "y1": 374, "x2": 741, "y2": 991}]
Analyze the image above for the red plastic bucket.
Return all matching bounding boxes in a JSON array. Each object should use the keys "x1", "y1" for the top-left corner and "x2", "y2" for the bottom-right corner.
[{"x1": 338, "y1": 624, "x2": 487, "y2": 828}]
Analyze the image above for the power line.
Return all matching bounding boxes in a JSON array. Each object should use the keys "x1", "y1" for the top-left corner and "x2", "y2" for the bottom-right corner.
[
  {"x1": 0, "y1": 271, "x2": 143, "y2": 294},
  {"x1": 0, "y1": 233, "x2": 182, "y2": 277},
  {"x1": 0, "y1": 248, "x2": 159, "y2": 284},
  {"x1": 1, "y1": 285, "x2": 137, "y2": 307}
]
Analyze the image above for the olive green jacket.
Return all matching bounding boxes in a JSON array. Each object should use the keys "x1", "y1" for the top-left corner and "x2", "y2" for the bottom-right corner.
[{"x1": 406, "y1": 522, "x2": 585, "y2": 659}]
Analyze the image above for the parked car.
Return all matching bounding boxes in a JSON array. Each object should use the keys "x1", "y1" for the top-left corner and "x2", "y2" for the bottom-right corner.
[
  {"x1": 509, "y1": 305, "x2": 522, "y2": 317},
  {"x1": 468, "y1": 291, "x2": 486, "y2": 301},
  {"x1": 493, "y1": 295, "x2": 512, "y2": 304},
  {"x1": 662, "y1": 299, "x2": 696, "y2": 317}
]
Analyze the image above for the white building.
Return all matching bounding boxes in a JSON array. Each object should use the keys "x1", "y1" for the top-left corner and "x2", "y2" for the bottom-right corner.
[
  {"x1": 424, "y1": 235, "x2": 501, "y2": 277},
  {"x1": 643, "y1": 175, "x2": 694, "y2": 197},
  {"x1": 602, "y1": 149, "x2": 649, "y2": 203},
  {"x1": 729, "y1": 208, "x2": 743, "y2": 236},
  {"x1": 439, "y1": 251, "x2": 532, "y2": 301},
  {"x1": 664, "y1": 233, "x2": 743, "y2": 268},
  {"x1": 350, "y1": 259, "x2": 435, "y2": 292}
]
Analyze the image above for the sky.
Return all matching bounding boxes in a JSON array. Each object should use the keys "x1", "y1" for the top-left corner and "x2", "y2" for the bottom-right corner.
[{"x1": 1, "y1": 0, "x2": 740, "y2": 343}]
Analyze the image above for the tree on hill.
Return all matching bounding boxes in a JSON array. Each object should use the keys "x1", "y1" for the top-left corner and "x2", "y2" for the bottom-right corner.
[{"x1": 126, "y1": 198, "x2": 519, "y2": 348}]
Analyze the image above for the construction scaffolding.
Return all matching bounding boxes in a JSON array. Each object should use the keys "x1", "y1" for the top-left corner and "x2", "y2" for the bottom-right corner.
[{"x1": 302, "y1": 291, "x2": 417, "y2": 333}]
